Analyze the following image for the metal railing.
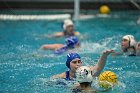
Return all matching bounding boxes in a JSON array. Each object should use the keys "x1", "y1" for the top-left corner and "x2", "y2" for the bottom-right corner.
[{"x1": 129, "y1": 0, "x2": 140, "y2": 10}]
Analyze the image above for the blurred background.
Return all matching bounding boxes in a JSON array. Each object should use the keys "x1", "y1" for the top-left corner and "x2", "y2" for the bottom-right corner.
[{"x1": 0, "y1": 0, "x2": 140, "y2": 93}]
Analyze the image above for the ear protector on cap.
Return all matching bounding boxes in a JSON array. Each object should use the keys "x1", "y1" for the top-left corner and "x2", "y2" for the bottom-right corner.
[{"x1": 76, "y1": 66, "x2": 93, "y2": 83}]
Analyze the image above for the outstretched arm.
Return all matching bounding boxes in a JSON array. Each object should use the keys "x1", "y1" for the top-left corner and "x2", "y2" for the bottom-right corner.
[
  {"x1": 91, "y1": 50, "x2": 114, "y2": 77},
  {"x1": 47, "y1": 32, "x2": 64, "y2": 38},
  {"x1": 111, "y1": 51, "x2": 123, "y2": 56},
  {"x1": 40, "y1": 44, "x2": 64, "y2": 50}
]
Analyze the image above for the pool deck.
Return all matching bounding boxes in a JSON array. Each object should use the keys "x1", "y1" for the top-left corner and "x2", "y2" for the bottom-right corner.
[{"x1": 0, "y1": 1, "x2": 140, "y2": 10}]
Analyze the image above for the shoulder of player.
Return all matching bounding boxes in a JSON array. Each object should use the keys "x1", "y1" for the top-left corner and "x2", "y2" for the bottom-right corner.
[
  {"x1": 52, "y1": 72, "x2": 66, "y2": 79},
  {"x1": 74, "y1": 31, "x2": 80, "y2": 36}
]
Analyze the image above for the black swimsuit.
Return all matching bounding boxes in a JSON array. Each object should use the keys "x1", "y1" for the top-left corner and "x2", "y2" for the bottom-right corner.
[{"x1": 124, "y1": 46, "x2": 136, "y2": 56}]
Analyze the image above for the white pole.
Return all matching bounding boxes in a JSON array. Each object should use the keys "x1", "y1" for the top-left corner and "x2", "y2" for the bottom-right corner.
[{"x1": 74, "y1": 0, "x2": 80, "y2": 21}]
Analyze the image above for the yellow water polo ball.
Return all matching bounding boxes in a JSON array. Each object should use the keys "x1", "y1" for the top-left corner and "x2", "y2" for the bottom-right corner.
[
  {"x1": 98, "y1": 71, "x2": 118, "y2": 89},
  {"x1": 99, "y1": 5, "x2": 110, "y2": 14}
]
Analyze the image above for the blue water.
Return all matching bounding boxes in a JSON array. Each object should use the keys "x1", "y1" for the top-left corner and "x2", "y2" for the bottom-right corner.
[{"x1": 0, "y1": 11, "x2": 140, "y2": 93}]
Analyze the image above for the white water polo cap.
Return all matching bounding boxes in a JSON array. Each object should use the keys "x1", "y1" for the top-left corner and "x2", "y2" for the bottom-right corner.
[
  {"x1": 63, "y1": 19, "x2": 74, "y2": 30},
  {"x1": 122, "y1": 35, "x2": 136, "y2": 47},
  {"x1": 76, "y1": 66, "x2": 93, "y2": 83}
]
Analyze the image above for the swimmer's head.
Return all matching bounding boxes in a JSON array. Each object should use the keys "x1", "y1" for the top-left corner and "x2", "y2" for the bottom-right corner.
[
  {"x1": 65, "y1": 36, "x2": 78, "y2": 48},
  {"x1": 63, "y1": 19, "x2": 74, "y2": 30},
  {"x1": 122, "y1": 35, "x2": 136, "y2": 48},
  {"x1": 66, "y1": 52, "x2": 81, "y2": 69},
  {"x1": 76, "y1": 66, "x2": 93, "y2": 83}
]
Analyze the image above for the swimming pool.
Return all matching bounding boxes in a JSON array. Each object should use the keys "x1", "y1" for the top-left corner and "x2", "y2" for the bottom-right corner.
[{"x1": 0, "y1": 10, "x2": 140, "y2": 93}]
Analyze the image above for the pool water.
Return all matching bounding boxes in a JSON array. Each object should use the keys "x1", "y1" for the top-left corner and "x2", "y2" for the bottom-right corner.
[{"x1": 0, "y1": 11, "x2": 140, "y2": 93}]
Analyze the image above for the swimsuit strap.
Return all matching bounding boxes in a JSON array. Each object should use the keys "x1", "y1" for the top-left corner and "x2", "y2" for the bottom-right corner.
[
  {"x1": 66, "y1": 71, "x2": 71, "y2": 80},
  {"x1": 65, "y1": 71, "x2": 71, "y2": 80},
  {"x1": 65, "y1": 71, "x2": 76, "y2": 80}
]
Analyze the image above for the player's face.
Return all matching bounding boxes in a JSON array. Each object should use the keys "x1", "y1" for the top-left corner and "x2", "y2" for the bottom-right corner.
[
  {"x1": 121, "y1": 39, "x2": 129, "y2": 49},
  {"x1": 70, "y1": 58, "x2": 82, "y2": 72},
  {"x1": 66, "y1": 25, "x2": 74, "y2": 32}
]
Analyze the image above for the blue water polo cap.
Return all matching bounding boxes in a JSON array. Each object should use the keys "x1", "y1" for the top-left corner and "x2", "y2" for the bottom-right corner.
[
  {"x1": 65, "y1": 36, "x2": 78, "y2": 48},
  {"x1": 66, "y1": 52, "x2": 81, "y2": 69}
]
